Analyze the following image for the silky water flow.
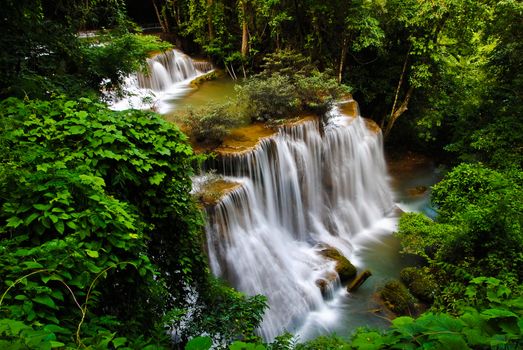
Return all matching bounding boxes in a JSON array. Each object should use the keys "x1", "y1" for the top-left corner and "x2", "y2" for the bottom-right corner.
[
  {"x1": 110, "y1": 49, "x2": 207, "y2": 113},
  {"x1": 204, "y1": 104, "x2": 396, "y2": 340}
]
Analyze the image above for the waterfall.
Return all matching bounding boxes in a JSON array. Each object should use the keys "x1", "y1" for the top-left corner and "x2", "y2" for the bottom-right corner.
[
  {"x1": 110, "y1": 49, "x2": 210, "y2": 113},
  {"x1": 204, "y1": 104, "x2": 395, "y2": 340}
]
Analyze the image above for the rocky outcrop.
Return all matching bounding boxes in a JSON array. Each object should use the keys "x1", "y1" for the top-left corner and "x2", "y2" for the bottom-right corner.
[{"x1": 195, "y1": 178, "x2": 242, "y2": 207}]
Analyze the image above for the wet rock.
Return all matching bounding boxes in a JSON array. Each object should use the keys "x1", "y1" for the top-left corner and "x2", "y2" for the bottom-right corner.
[
  {"x1": 379, "y1": 279, "x2": 417, "y2": 316},
  {"x1": 319, "y1": 246, "x2": 357, "y2": 283},
  {"x1": 195, "y1": 179, "x2": 241, "y2": 207},
  {"x1": 406, "y1": 185, "x2": 428, "y2": 197},
  {"x1": 315, "y1": 271, "x2": 338, "y2": 296}
]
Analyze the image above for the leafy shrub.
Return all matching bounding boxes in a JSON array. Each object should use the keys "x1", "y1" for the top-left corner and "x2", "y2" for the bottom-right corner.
[
  {"x1": 82, "y1": 33, "x2": 171, "y2": 94},
  {"x1": 295, "y1": 335, "x2": 351, "y2": 350},
  {"x1": 237, "y1": 74, "x2": 300, "y2": 121},
  {"x1": 258, "y1": 50, "x2": 316, "y2": 80},
  {"x1": 431, "y1": 164, "x2": 523, "y2": 278},
  {"x1": 236, "y1": 50, "x2": 350, "y2": 122},
  {"x1": 395, "y1": 212, "x2": 458, "y2": 261},
  {"x1": 179, "y1": 102, "x2": 244, "y2": 145},
  {"x1": 296, "y1": 71, "x2": 348, "y2": 114},
  {"x1": 0, "y1": 96, "x2": 267, "y2": 348}
]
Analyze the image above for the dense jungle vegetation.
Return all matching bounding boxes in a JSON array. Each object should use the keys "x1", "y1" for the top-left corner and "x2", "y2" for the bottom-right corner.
[{"x1": 1, "y1": 0, "x2": 521, "y2": 349}]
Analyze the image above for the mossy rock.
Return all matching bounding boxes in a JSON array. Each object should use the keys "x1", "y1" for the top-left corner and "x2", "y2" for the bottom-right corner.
[
  {"x1": 379, "y1": 279, "x2": 416, "y2": 315},
  {"x1": 319, "y1": 247, "x2": 357, "y2": 283},
  {"x1": 189, "y1": 70, "x2": 219, "y2": 88},
  {"x1": 400, "y1": 267, "x2": 437, "y2": 303}
]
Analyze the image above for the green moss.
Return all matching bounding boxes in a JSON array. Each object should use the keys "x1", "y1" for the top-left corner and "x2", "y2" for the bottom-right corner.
[
  {"x1": 400, "y1": 267, "x2": 437, "y2": 303},
  {"x1": 320, "y1": 247, "x2": 357, "y2": 283},
  {"x1": 380, "y1": 279, "x2": 416, "y2": 315},
  {"x1": 189, "y1": 70, "x2": 220, "y2": 88}
]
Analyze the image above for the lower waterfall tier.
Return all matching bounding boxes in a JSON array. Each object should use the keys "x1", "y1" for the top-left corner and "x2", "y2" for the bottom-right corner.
[{"x1": 204, "y1": 103, "x2": 395, "y2": 340}]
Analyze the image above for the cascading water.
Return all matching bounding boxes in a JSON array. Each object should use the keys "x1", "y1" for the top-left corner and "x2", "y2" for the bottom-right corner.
[
  {"x1": 204, "y1": 103, "x2": 396, "y2": 340},
  {"x1": 110, "y1": 49, "x2": 210, "y2": 113}
]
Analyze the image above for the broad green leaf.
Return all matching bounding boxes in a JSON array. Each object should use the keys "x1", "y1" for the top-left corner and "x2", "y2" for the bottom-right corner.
[
  {"x1": 351, "y1": 331, "x2": 385, "y2": 349},
  {"x1": 433, "y1": 333, "x2": 469, "y2": 350},
  {"x1": 55, "y1": 220, "x2": 65, "y2": 234},
  {"x1": 23, "y1": 261, "x2": 43, "y2": 269},
  {"x1": 112, "y1": 337, "x2": 127, "y2": 348},
  {"x1": 481, "y1": 309, "x2": 517, "y2": 320},
  {"x1": 69, "y1": 125, "x2": 86, "y2": 134},
  {"x1": 44, "y1": 324, "x2": 71, "y2": 335},
  {"x1": 6, "y1": 216, "x2": 23, "y2": 228},
  {"x1": 50, "y1": 341, "x2": 66, "y2": 348},
  {"x1": 149, "y1": 172, "x2": 166, "y2": 185},
  {"x1": 24, "y1": 212, "x2": 40, "y2": 225},
  {"x1": 185, "y1": 336, "x2": 212, "y2": 350},
  {"x1": 5, "y1": 319, "x2": 28, "y2": 334},
  {"x1": 86, "y1": 249, "x2": 99, "y2": 258},
  {"x1": 33, "y1": 295, "x2": 57, "y2": 309}
]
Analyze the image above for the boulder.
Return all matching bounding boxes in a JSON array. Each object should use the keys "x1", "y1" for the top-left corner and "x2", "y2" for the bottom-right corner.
[
  {"x1": 315, "y1": 271, "x2": 338, "y2": 296},
  {"x1": 319, "y1": 246, "x2": 357, "y2": 283},
  {"x1": 379, "y1": 279, "x2": 417, "y2": 316}
]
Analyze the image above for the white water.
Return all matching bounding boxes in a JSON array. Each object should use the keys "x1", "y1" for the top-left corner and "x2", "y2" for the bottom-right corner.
[
  {"x1": 204, "y1": 105, "x2": 396, "y2": 340},
  {"x1": 110, "y1": 49, "x2": 209, "y2": 113}
]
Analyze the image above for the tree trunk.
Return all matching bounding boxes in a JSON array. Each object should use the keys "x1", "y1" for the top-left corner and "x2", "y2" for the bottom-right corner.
[
  {"x1": 240, "y1": 1, "x2": 249, "y2": 58},
  {"x1": 207, "y1": 0, "x2": 215, "y2": 40},
  {"x1": 381, "y1": 45, "x2": 411, "y2": 137},
  {"x1": 152, "y1": 0, "x2": 169, "y2": 33},
  {"x1": 383, "y1": 86, "x2": 414, "y2": 139},
  {"x1": 347, "y1": 270, "x2": 372, "y2": 293},
  {"x1": 338, "y1": 35, "x2": 348, "y2": 83}
]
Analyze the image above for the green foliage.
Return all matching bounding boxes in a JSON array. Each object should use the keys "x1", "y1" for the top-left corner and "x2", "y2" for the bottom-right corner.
[
  {"x1": 431, "y1": 163, "x2": 520, "y2": 219},
  {"x1": 432, "y1": 164, "x2": 523, "y2": 280},
  {"x1": 0, "y1": 96, "x2": 267, "y2": 348},
  {"x1": 237, "y1": 50, "x2": 349, "y2": 121},
  {"x1": 189, "y1": 277, "x2": 268, "y2": 345},
  {"x1": 178, "y1": 102, "x2": 245, "y2": 145},
  {"x1": 237, "y1": 74, "x2": 299, "y2": 121},
  {"x1": 295, "y1": 335, "x2": 351, "y2": 350},
  {"x1": 396, "y1": 161, "x2": 523, "y2": 316},
  {"x1": 337, "y1": 280, "x2": 522, "y2": 349},
  {"x1": 186, "y1": 336, "x2": 213, "y2": 350},
  {"x1": 0, "y1": 1, "x2": 170, "y2": 99},
  {"x1": 0, "y1": 96, "x2": 204, "y2": 347},
  {"x1": 395, "y1": 212, "x2": 457, "y2": 261},
  {"x1": 82, "y1": 33, "x2": 172, "y2": 94},
  {"x1": 257, "y1": 50, "x2": 315, "y2": 79}
]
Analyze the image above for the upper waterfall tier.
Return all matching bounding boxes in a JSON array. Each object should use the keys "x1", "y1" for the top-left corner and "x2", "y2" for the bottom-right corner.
[
  {"x1": 137, "y1": 49, "x2": 198, "y2": 91},
  {"x1": 204, "y1": 103, "x2": 394, "y2": 340},
  {"x1": 110, "y1": 49, "x2": 211, "y2": 113}
]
